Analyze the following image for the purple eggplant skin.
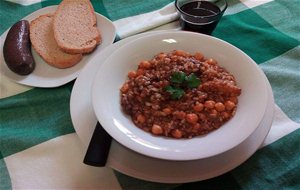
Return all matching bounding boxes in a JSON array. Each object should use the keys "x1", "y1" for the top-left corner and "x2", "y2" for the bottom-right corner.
[{"x1": 3, "y1": 20, "x2": 35, "y2": 75}]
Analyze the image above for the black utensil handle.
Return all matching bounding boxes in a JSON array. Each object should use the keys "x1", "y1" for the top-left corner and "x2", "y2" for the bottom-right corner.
[{"x1": 83, "y1": 122, "x2": 112, "y2": 167}]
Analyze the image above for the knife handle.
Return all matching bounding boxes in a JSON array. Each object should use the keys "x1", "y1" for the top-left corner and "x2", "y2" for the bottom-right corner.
[{"x1": 83, "y1": 122, "x2": 112, "y2": 167}]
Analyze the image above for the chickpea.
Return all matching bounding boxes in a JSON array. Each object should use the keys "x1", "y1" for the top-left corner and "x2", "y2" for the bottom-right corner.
[
  {"x1": 193, "y1": 103, "x2": 204, "y2": 112},
  {"x1": 174, "y1": 50, "x2": 187, "y2": 57},
  {"x1": 157, "y1": 53, "x2": 167, "y2": 59},
  {"x1": 136, "y1": 114, "x2": 146, "y2": 123},
  {"x1": 194, "y1": 52, "x2": 204, "y2": 61},
  {"x1": 186, "y1": 113, "x2": 199, "y2": 124},
  {"x1": 127, "y1": 71, "x2": 136, "y2": 78},
  {"x1": 221, "y1": 112, "x2": 230, "y2": 119},
  {"x1": 204, "y1": 100, "x2": 215, "y2": 109},
  {"x1": 209, "y1": 109, "x2": 218, "y2": 118},
  {"x1": 225, "y1": 100, "x2": 236, "y2": 111},
  {"x1": 193, "y1": 123, "x2": 201, "y2": 130},
  {"x1": 192, "y1": 123, "x2": 201, "y2": 133},
  {"x1": 140, "y1": 60, "x2": 151, "y2": 69},
  {"x1": 151, "y1": 124, "x2": 163, "y2": 135},
  {"x1": 171, "y1": 129, "x2": 183, "y2": 138},
  {"x1": 136, "y1": 69, "x2": 144, "y2": 76},
  {"x1": 215, "y1": 102, "x2": 225, "y2": 112},
  {"x1": 173, "y1": 111, "x2": 186, "y2": 120},
  {"x1": 162, "y1": 108, "x2": 172, "y2": 115},
  {"x1": 206, "y1": 58, "x2": 217, "y2": 65},
  {"x1": 120, "y1": 83, "x2": 129, "y2": 93},
  {"x1": 229, "y1": 97, "x2": 238, "y2": 104}
]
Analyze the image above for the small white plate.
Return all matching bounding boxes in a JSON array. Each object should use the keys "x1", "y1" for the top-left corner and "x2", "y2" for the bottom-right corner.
[
  {"x1": 70, "y1": 31, "x2": 274, "y2": 183},
  {"x1": 0, "y1": 6, "x2": 116, "y2": 88},
  {"x1": 92, "y1": 31, "x2": 268, "y2": 161}
]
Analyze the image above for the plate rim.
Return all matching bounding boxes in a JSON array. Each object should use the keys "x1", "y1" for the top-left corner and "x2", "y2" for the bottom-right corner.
[
  {"x1": 70, "y1": 31, "x2": 274, "y2": 183},
  {"x1": 108, "y1": 81, "x2": 274, "y2": 183}
]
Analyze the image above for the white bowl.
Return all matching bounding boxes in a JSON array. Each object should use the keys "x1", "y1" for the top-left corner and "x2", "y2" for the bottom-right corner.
[{"x1": 92, "y1": 31, "x2": 268, "y2": 161}]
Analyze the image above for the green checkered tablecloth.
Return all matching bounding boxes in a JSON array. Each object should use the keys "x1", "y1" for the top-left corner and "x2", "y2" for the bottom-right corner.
[{"x1": 1, "y1": 0, "x2": 300, "y2": 189}]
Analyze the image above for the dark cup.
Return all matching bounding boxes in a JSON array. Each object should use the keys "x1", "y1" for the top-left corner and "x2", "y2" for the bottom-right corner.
[{"x1": 175, "y1": 0, "x2": 227, "y2": 35}]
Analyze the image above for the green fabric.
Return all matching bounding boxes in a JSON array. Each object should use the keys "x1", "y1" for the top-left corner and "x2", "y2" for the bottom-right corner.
[
  {"x1": 0, "y1": 0, "x2": 111, "y2": 159},
  {"x1": 102, "y1": 0, "x2": 174, "y2": 21},
  {"x1": 0, "y1": 2, "x2": 299, "y2": 155},
  {"x1": 0, "y1": 1, "x2": 42, "y2": 33},
  {"x1": 41, "y1": 0, "x2": 111, "y2": 17},
  {"x1": 260, "y1": 46, "x2": 300, "y2": 123},
  {"x1": 213, "y1": 8, "x2": 300, "y2": 64},
  {"x1": 1, "y1": 0, "x2": 300, "y2": 189},
  {"x1": 91, "y1": 0, "x2": 110, "y2": 18},
  {"x1": 172, "y1": 128, "x2": 300, "y2": 189},
  {"x1": 0, "y1": 83, "x2": 75, "y2": 158},
  {"x1": 224, "y1": 0, "x2": 248, "y2": 15},
  {"x1": 40, "y1": 0, "x2": 61, "y2": 6},
  {"x1": 106, "y1": 0, "x2": 300, "y2": 188},
  {"x1": 232, "y1": 128, "x2": 300, "y2": 189},
  {"x1": 253, "y1": 0, "x2": 300, "y2": 40},
  {"x1": 0, "y1": 153, "x2": 12, "y2": 190}
]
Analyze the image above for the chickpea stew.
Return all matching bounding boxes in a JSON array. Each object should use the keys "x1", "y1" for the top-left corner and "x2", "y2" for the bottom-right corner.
[{"x1": 120, "y1": 50, "x2": 242, "y2": 139}]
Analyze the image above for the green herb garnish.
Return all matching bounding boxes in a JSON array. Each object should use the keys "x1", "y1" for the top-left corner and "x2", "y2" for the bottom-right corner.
[
  {"x1": 170, "y1": 71, "x2": 186, "y2": 84},
  {"x1": 165, "y1": 71, "x2": 201, "y2": 100},
  {"x1": 164, "y1": 85, "x2": 185, "y2": 100},
  {"x1": 185, "y1": 73, "x2": 201, "y2": 88}
]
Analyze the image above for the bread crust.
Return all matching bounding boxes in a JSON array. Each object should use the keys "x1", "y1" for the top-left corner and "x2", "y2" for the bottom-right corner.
[
  {"x1": 30, "y1": 14, "x2": 82, "y2": 69},
  {"x1": 53, "y1": 0, "x2": 102, "y2": 54}
]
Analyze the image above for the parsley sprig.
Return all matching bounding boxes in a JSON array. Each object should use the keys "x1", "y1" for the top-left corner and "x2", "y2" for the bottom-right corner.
[
  {"x1": 165, "y1": 71, "x2": 201, "y2": 100},
  {"x1": 164, "y1": 85, "x2": 185, "y2": 100}
]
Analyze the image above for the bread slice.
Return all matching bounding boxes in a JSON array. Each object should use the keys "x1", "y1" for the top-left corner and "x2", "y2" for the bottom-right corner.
[
  {"x1": 30, "y1": 14, "x2": 82, "y2": 69},
  {"x1": 53, "y1": 0, "x2": 101, "y2": 54}
]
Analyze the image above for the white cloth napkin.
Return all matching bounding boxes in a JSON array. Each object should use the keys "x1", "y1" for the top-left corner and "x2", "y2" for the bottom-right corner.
[{"x1": 114, "y1": 3, "x2": 179, "y2": 39}]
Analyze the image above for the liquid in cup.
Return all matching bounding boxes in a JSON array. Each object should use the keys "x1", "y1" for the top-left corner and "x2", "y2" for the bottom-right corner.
[{"x1": 175, "y1": 0, "x2": 227, "y2": 35}]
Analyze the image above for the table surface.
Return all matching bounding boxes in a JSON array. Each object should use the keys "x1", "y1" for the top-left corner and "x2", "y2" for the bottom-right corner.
[{"x1": 1, "y1": 0, "x2": 300, "y2": 189}]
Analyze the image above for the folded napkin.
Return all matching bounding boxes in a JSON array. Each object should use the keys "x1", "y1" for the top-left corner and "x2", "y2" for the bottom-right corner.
[
  {"x1": 1, "y1": 0, "x2": 300, "y2": 190},
  {"x1": 5, "y1": 0, "x2": 42, "y2": 6},
  {"x1": 114, "y1": 2, "x2": 179, "y2": 39}
]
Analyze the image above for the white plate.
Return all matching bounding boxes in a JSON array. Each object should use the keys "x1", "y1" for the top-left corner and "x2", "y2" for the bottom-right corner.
[
  {"x1": 91, "y1": 31, "x2": 268, "y2": 160},
  {"x1": 70, "y1": 31, "x2": 274, "y2": 183},
  {"x1": 0, "y1": 6, "x2": 116, "y2": 88}
]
